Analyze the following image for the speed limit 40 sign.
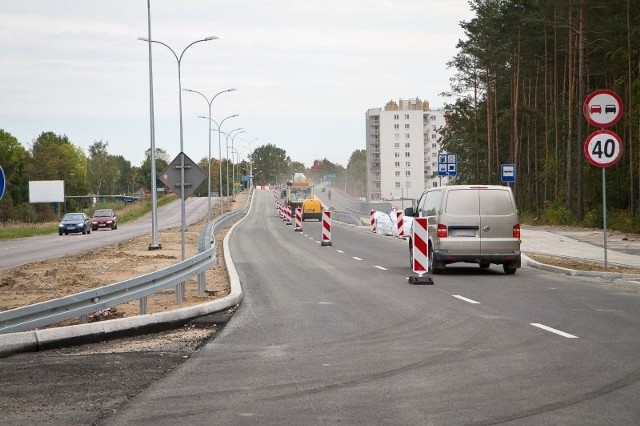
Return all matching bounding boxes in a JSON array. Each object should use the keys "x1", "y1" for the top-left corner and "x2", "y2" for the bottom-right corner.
[{"x1": 583, "y1": 129, "x2": 623, "y2": 168}]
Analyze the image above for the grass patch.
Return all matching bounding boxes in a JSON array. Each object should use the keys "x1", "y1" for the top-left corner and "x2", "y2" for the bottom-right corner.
[{"x1": 0, "y1": 194, "x2": 178, "y2": 240}]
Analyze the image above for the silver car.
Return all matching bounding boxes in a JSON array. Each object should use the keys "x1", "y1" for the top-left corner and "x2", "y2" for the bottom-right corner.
[{"x1": 405, "y1": 185, "x2": 521, "y2": 274}]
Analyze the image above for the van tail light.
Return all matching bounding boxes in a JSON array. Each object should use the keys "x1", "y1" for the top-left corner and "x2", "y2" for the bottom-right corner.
[
  {"x1": 437, "y1": 224, "x2": 448, "y2": 238},
  {"x1": 513, "y1": 224, "x2": 521, "y2": 238}
]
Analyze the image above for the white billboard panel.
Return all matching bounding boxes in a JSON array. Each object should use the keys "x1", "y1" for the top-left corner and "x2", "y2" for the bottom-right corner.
[{"x1": 29, "y1": 180, "x2": 65, "y2": 203}]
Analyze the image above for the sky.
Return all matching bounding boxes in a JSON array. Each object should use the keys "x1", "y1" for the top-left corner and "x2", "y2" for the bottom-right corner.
[{"x1": 0, "y1": 0, "x2": 474, "y2": 170}]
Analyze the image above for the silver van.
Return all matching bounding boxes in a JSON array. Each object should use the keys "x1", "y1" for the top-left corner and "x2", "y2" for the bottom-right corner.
[{"x1": 405, "y1": 185, "x2": 521, "y2": 274}]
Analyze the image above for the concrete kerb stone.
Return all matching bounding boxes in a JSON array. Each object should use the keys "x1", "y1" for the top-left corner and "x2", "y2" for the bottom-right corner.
[
  {"x1": 0, "y1": 194, "x2": 253, "y2": 358},
  {"x1": 522, "y1": 253, "x2": 640, "y2": 280}
]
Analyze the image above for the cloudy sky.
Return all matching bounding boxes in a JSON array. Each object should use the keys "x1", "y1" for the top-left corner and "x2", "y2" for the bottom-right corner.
[{"x1": 1, "y1": 0, "x2": 474, "y2": 169}]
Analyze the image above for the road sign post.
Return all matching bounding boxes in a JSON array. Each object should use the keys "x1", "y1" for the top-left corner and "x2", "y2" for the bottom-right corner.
[
  {"x1": 583, "y1": 89, "x2": 624, "y2": 269},
  {"x1": 0, "y1": 166, "x2": 5, "y2": 201}
]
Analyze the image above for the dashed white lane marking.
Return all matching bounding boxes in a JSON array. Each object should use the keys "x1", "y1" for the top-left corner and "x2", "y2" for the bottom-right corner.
[
  {"x1": 530, "y1": 323, "x2": 578, "y2": 339},
  {"x1": 352, "y1": 257, "x2": 363, "y2": 261},
  {"x1": 374, "y1": 265, "x2": 387, "y2": 271},
  {"x1": 452, "y1": 295, "x2": 480, "y2": 304},
  {"x1": 336, "y1": 250, "x2": 345, "y2": 253}
]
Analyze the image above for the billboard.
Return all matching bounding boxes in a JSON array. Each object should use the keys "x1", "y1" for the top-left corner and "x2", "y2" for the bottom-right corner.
[{"x1": 29, "y1": 180, "x2": 65, "y2": 203}]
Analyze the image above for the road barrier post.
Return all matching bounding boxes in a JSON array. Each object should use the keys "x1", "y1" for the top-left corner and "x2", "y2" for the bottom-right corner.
[
  {"x1": 294, "y1": 207, "x2": 303, "y2": 232},
  {"x1": 321, "y1": 210, "x2": 332, "y2": 246},
  {"x1": 396, "y1": 210, "x2": 404, "y2": 238},
  {"x1": 409, "y1": 217, "x2": 434, "y2": 284},
  {"x1": 370, "y1": 209, "x2": 376, "y2": 233}
]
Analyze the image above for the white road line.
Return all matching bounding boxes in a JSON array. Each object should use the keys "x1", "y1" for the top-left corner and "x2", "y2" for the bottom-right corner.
[
  {"x1": 374, "y1": 265, "x2": 387, "y2": 271},
  {"x1": 452, "y1": 295, "x2": 480, "y2": 304},
  {"x1": 336, "y1": 250, "x2": 345, "y2": 253},
  {"x1": 352, "y1": 257, "x2": 363, "y2": 261},
  {"x1": 530, "y1": 323, "x2": 578, "y2": 339}
]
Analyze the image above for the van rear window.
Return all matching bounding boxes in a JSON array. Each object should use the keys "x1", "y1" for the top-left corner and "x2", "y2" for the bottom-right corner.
[{"x1": 479, "y1": 190, "x2": 515, "y2": 215}]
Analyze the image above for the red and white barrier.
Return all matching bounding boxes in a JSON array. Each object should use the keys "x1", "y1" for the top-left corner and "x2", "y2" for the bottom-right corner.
[
  {"x1": 370, "y1": 209, "x2": 376, "y2": 233},
  {"x1": 396, "y1": 210, "x2": 404, "y2": 238},
  {"x1": 321, "y1": 210, "x2": 332, "y2": 246},
  {"x1": 409, "y1": 217, "x2": 434, "y2": 284},
  {"x1": 294, "y1": 207, "x2": 303, "y2": 232},
  {"x1": 285, "y1": 206, "x2": 292, "y2": 225}
]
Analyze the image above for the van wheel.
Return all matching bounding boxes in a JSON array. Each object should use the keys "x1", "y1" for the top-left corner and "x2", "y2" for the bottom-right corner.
[
  {"x1": 479, "y1": 262, "x2": 490, "y2": 269},
  {"x1": 503, "y1": 263, "x2": 518, "y2": 275}
]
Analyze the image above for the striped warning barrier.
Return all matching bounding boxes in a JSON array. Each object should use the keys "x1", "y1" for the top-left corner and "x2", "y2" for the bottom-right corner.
[
  {"x1": 396, "y1": 210, "x2": 404, "y2": 238},
  {"x1": 285, "y1": 206, "x2": 292, "y2": 225},
  {"x1": 294, "y1": 207, "x2": 303, "y2": 232},
  {"x1": 370, "y1": 209, "x2": 376, "y2": 233},
  {"x1": 321, "y1": 210, "x2": 332, "y2": 246},
  {"x1": 409, "y1": 217, "x2": 434, "y2": 284}
]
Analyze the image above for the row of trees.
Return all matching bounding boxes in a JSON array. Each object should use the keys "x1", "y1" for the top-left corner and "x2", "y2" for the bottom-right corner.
[
  {"x1": 0, "y1": 130, "x2": 366, "y2": 223},
  {"x1": 441, "y1": 0, "x2": 640, "y2": 226}
]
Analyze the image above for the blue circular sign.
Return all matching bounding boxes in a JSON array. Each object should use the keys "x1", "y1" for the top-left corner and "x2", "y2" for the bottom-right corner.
[{"x1": 0, "y1": 166, "x2": 5, "y2": 201}]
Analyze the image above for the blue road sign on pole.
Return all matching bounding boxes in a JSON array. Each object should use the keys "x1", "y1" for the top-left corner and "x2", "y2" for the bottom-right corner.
[
  {"x1": 438, "y1": 153, "x2": 457, "y2": 177},
  {"x1": 0, "y1": 166, "x2": 5, "y2": 201},
  {"x1": 501, "y1": 164, "x2": 516, "y2": 182}
]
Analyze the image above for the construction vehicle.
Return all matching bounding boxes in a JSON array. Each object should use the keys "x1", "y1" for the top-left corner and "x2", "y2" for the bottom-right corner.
[{"x1": 286, "y1": 173, "x2": 323, "y2": 221}]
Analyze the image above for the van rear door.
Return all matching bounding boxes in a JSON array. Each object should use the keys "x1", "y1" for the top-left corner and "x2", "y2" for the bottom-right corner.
[
  {"x1": 478, "y1": 188, "x2": 519, "y2": 254},
  {"x1": 441, "y1": 188, "x2": 481, "y2": 255}
]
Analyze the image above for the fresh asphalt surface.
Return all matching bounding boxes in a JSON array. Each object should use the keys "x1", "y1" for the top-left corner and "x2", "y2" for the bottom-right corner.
[
  {"x1": 105, "y1": 190, "x2": 640, "y2": 425},
  {"x1": 0, "y1": 197, "x2": 212, "y2": 271}
]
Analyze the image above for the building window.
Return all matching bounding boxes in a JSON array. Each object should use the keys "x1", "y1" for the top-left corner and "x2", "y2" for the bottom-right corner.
[
  {"x1": 394, "y1": 133, "x2": 400, "y2": 140},
  {"x1": 432, "y1": 143, "x2": 437, "y2": 149},
  {"x1": 432, "y1": 133, "x2": 437, "y2": 139},
  {"x1": 394, "y1": 124, "x2": 399, "y2": 129},
  {"x1": 406, "y1": 161, "x2": 410, "y2": 167},
  {"x1": 395, "y1": 171, "x2": 400, "y2": 177},
  {"x1": 395, "y1": 182, "x2": 401, "y2": 188},
  {"x1": 405, "y1": 142, "x2": 410, "y2": 148},
  {"x1": 432, "y1": 125, "x2": 437, "y2": 131},
  {"x1": 406, "y1": 171, "x2": 411, "y2": 176},
  {"x1": 431, "y1": 115, "x2": 436, "y2": 120},
  {"x1": 405, "y1": 152, "x2": 411, "y2": 158},
  {"x1": 405, "y1": 114, "x2": 410, "y2": 119},
  {"x1": 394, "y1": 142, "x2": 400, "y2": 148},
  {"x1": 394, "y1": 152, "x2": 400, "y2": 158},
  {"x1": 395, "y1": 161, "x2": 400, "y2": 167},
  {"x1": 404, "y1": 124, "x2": 410, "y2": 129},
  {"x1": 406, "y1": 181, "x2": 411, "y2": 188},
  {"x1": 405, "y1": 133, "x2": 410, "y2": 139},
  {"x1": 394, "y1": 114, "x2": 399, "y2": 119}
]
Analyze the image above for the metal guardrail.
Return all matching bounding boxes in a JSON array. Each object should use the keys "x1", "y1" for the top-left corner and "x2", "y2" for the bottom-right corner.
[{"x1": 0, "y1": 190, "x2": 253, "y2": 335}]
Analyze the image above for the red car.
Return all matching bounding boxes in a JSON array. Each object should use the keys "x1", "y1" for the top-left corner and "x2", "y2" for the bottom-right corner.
[{"x1": 91, "y1": 209, "x2": 118, "y2": 231}]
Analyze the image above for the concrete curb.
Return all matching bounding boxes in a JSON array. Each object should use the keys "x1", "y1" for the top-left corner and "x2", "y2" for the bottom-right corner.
[
  {"x1": 0, "y1": 199, "x2": 251, "y2": 358},
  {"x1": 522, "y1": 253, "x2": 640, "y2": 280}
]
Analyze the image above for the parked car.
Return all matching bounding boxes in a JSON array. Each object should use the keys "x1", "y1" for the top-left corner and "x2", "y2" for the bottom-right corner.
[
  {"x1": 91, "y1": 208, "x2": 117, "y2": 231},
  {"x1": 404, "y1": 185, "x2": 521, "y2": 274},
  {"x1": 58, "y1": 212, "x2": 92, "y2": 235}
]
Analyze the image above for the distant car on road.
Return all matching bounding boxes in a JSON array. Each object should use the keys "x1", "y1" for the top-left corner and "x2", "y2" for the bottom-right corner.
[
  {"x1": 59, "y1": 213, "x2": 92, "y2": 235},
  {"x1": 91, "y1": 209, "x2": 118, "y2": 231}
]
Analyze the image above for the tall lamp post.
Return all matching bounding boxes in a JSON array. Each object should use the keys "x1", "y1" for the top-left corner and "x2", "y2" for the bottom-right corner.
[
  {"x1": 137, "y1": 35, "x2": 217, "y2": 263},
  {"x1": 230, "y1": 131, "x2": 246, "y2": 200},
  {"x1": 226, "y1": 129, "x2": 245, "y2": 203},
  {"x1": 213, "y1": 115, "x2": 239, "y2": 204},
  {"x1": 242, "y1": 137, "x2": 258, "y2": 189},
  {"x1": 184, "y1": 88, "x2": 236, "y2": 222}
]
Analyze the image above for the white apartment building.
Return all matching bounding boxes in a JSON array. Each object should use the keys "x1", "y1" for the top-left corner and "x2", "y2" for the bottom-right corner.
[{"x1": 365, "y1": 98, "x2": 445, "y2": 202}]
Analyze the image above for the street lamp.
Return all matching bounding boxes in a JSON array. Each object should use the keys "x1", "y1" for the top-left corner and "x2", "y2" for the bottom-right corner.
[
  {"x1": 184, "y1": 88, "x2": 236, "y2": 222},
  {"x1": 226, "y1": 129, "x2": 245, "y2": 202},
  {"x1": 242, "y1": 137, "x2": 258, "y2": 189},
  {"x1": 137, "y1": 35, "x2": 217, "y2": 263}
]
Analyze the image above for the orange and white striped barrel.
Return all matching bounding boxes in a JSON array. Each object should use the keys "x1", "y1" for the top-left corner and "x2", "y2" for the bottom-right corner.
[
  {"x1": 321, "y1": 210, "x2": 332, "y2": 246},
  {"x1": 412, "y1": 217, "x2": 429, "y2": 275},
  {"x1": 396, "y1": 210, "x2": 404, "y2": 238},
  {"x1": 285, "y1": 206, "x2": 292, "y2": 225},
  {"x1": 294, "y1": 207, "x2": 303, "y2": 232}
]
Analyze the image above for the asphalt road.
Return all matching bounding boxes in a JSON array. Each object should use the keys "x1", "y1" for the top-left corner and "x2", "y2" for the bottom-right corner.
[
  {"x1": 0, "y1": 196, "x2": 213, "y2": 271},
  {"x1": 1, "y1": 190, "x2": 639, "y2": 424},
  {"x1": 101, "y1": 190, "x2": 640, "y2": 425}
]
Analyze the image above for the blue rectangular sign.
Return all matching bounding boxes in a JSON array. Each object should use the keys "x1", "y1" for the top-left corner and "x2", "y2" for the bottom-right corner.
[{"x1": 501, "y1": 164, "x2": 516, "y2": 182}]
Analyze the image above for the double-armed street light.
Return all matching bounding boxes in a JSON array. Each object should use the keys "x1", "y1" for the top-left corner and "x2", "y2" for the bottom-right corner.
[
  {"x1": 184, "y1": 88, "x2": 236, "y2": 222},
  {"x1": 137, "y1": 35, "x2": 217, "y2": 262}
]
